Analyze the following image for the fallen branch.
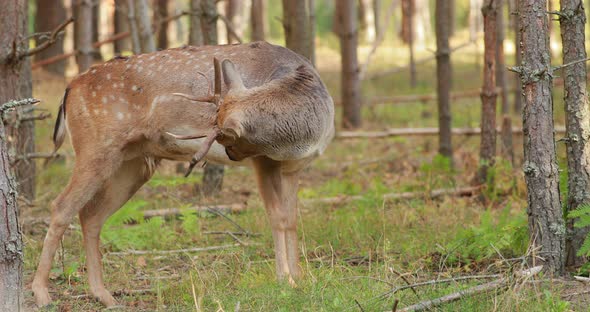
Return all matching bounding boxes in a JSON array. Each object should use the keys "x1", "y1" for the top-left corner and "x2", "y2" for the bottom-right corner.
[
  {"x1": 20, "y1": 17, "x2": 74, "y2": 58},
  {"x1": 302, "y1": 186, "x2": 481, "y2": 206},
  {"x1": 336, "y1": 126, "x2": 567, "y2": 139},
  {"x1": 142, "y1": 203, "x2": 246, "y2": 219},
  {"x1": 384, "y1": 274, "x2": 500, "y2": 298},
  {"x1": 72, "y1": 288, "x2": 152, "y2": 299},
  {"x1": 106, "y1": 243, "x2": 241, "y2": 256},
  {"x1": 394, "y1": 266, "x2": 543, "y2": 312}
]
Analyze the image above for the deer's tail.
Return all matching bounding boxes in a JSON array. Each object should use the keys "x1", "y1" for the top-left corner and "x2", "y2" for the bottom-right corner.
[{"x1": 52, "y1": 88, "x2": 70, "y2": 152}]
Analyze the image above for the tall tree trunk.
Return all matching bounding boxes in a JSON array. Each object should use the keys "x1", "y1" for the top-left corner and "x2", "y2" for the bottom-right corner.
[
  {"x1": 308, "y1": 0, "x2": 316, "y2": 66},
  {"x1": 512, "y1": 0, "x2": 522, "y2": 113},
  {"x1": 0, "y1": 1, "x2": 28, "y2": 309},
  {"x1": 91, "y1": 1, "x2": 102, "y2": 61},
  {"x1": 34, "y1": 0, "x2": 66, "y2": 75},
  {"x1": 478, "y1": 0, "x2": 498, "y2": 184},
  {"x1": 518, "y1": 0, "x2": 565, "y2": 275},
  {"x1": 225, "y1": 0, "x2": 238, "y2": 43},
  {"x1": 126, "y1": 0, "x2": 142, "y2": 54},
  {"x1": 414, "y1": 0, "x2": 430, "y2": 47},
  {"x1": 114, "y1": 0, "x2": 131, "y2": 53},
  {"x1": 282, "y1": 0, "x2": 312, "y2": 60},
  {"x1": 560, "y1": 0, "x2": 590, "y2": 267},
  {"x1": 200, "y1": 0, "x2": 224, "y2": 194},
  {"x1": 135, "y1": 0, "x2": 156, "y2": 53},
  {"x1": 373, "y1": 0, "x2": 381, "y2": 39},
  {"x1": 335, "y1": 0, "x2": 361, "y2": 129},
  {"x1": 155, "y1": 0, "x2": 168, "y2": 50},
  {"x1": 189, "y1": 0, "x2": 203, "y2": 45},
  {"x1": 402, "y1": 0, "x2": 417, "y2": 87},
  {"x1": 75, "y1": 0, "x2": 93, "y2": 72},
  {"x1": 435, "y1": 0, "x2": 453, "y2": 163},
  {"x1": 496, "y1": 0, "x2": 514, "y2": 164},
  {"x1": 200, "y1": 0, "x2": 218, "y2": 45},
  {"x1": 250, "y1": 0, "x2": 265, "y2": 41},
  {"x1": 360, "y1": 0, "x2": 376, "y2": 42}
]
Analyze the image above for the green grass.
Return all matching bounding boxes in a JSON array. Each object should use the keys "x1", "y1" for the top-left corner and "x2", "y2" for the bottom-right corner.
[{"x1": 21, "y1": 34, "x2": 590, "y2": 311}]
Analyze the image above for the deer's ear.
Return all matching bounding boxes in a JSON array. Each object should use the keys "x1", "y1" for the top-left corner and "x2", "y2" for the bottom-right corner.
[
  {"x1": 221, "y1": 60, "x2": 246, "y2": 92},
  {"x1": 220, "y1": 115, "x2": 244, "y2": 141}
]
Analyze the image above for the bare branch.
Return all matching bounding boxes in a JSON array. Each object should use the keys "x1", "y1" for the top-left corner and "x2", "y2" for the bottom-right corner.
[
  {"x1": 217, "y1": 14, "x2": 244, "y2": 44},
  {"x1": 20, "y1": 17, "x2": 74, "y2": 58},
  {"x1": 1, "y1": 98, "x2": 40, "y2": 115}
]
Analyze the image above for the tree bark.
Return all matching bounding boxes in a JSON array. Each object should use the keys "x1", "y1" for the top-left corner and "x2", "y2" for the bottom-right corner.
[
  {"x1": 189, "y1": 0, "x2": 203, "y2": 46},
  {"x1": 250, "y1": 0, "x2": 265, "y2": 41},
  {"x1": 373, "y1": 0, "x2": 381, "y2": 39},
  {"x1": 559, "y1": 0, "x2": 590, "y2": 267},
  {"x1": 496, "y1": 0, "x2": 514, "y2": 164},
  {"x1": 126, "y1": 0, "x2": 142, "y2": 54},
  {"x1": 74, "y1": 0, "x2": 93, "y2": 72},
  {"x1": 282, "y1": 0, "x2": 312, "y2": 60},
  {"x1": 91, "y1": 1, "x2": 102, "y2": 61},
  {"x1": 402, "y1": 0, "x2": 417, "y2": 88},
  {"x1": 114, "y1": 0, "x2": 131, "y2": 53},
  {"x1": 200, "y1": 0, "x2": 218, "y2": 45},
  {"x1": 518, "y1": 0, "x2": 565, "y2": 274},
  {"x1": 478, "y1": 0, "x2": 498, "y2": 184},
  {"x1": 34, "y1": 0, "x2": 66, "y2": 75},
  {"x1": 0, "y1": 1, "x2": 27, "y2": 309},
  {"x1": 335, "y1": 0, "x2": 362, "y2": 129},
  {"x1": 199, "y1": 0, "x2": 224, "y2": 194},
  {"x1": 135, "y1": 0, "x2": 156, "y2": 53},
  {"x1": 435, "y1": 0, "x2": 453, "y2": 163},
  {"x1": 155, "y1": 0, "x2": 169, "y2": 50}
]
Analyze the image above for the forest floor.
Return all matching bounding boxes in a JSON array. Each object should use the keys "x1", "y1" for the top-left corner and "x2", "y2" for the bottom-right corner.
[{"x1": 20, "y1": 38, "x2": 590, "y2": 311}]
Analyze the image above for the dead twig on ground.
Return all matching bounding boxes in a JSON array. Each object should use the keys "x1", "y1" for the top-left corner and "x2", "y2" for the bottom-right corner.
[
  {"x1": 71, "y1": 288, "x2": 153, "y2": 299},
  {"x1": 105, "y1": 243, "x2": 242, "y2": 256},
  {"x1": 142, "y1": 203, "x2": 246, "y2": 218}
]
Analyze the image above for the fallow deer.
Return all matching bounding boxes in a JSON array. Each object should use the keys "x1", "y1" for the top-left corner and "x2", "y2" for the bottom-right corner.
[{"x1": 32, "y1": 41, "x2": 335, "y2": 307}]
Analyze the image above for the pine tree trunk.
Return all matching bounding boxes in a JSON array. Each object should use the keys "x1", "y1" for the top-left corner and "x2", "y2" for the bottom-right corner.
[
  {"x1": 373, "y1": 0, "x2": 381, "y2": 39},
  {"x1": 282, "y1": 0, "x2": 312, "y2": 60},
  {"x1": 75, "y1": 0, "x2": 93, "y2": 72},
  {"x1": 126, "y1": 0, "x2": 142, "y2": 54},
  {"x1": 250, "y1": 0, "x2": 265, "y2": 41},
  {"x1": 156, "y1": 0, "x2": 169, "y2": 50},
  {"x1": 189, "y1": 0, "x2": 203, "y2": 46},
  {"x1": 513, "y1": 0, "x2": 522, "y2": 113},
  {"x1": 559, "y1": 0, "x2": 590, "y2": 267},
  {"x1": 519, "y1": 0, "x2": 565, "y2": 274},
  {"x1": 199, "y1": 0, "x2": 224, "y2": 194},
  {"x1": 403, "y1": 0, "x2": 417, "y2": 88},
  {"x1": 478, "y1": 0, "x2": 498, "y2": 184},
  {"x1": 91, "y1": 2, "x2": 102, "y2": 61},
  {"x1": 34, "y1": 0, "x2": 66, "y2": 75},
  {"x1": 0, "y1": 1, "x2": 27, "y2": 309},
  {"x1": 435, "y1": 0, "x2": 453, "y2": 163},
  {"x1": 135, "y1": 0, "x2": 156, "y2": 53},
  {"x1": 335, "y1": 0, "x2": 361, "y2": 129},
  {"x1": 200, "y1": 0, "x2": 218, "y2": 45},
  {"x1": 114, "y1": 0, "x2": 131, "y2": 53},
  {"x1": 496, "y1": 0, "x2": 514, "y2": 164}
]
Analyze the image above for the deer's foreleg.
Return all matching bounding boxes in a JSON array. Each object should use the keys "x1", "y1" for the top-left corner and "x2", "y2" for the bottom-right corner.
[{"x1": 253, "y1": 157, "x2": 302, "y2": 285}]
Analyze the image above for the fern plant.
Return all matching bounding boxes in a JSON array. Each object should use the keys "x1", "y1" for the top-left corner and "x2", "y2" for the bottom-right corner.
[{"x1": 567, "y1": 203, "x2": 590, "y2": 257}]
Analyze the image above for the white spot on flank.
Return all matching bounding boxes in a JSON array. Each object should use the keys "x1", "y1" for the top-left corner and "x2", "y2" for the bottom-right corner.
[
  {"x1": 113, "y1": 83, "x2": 118, "y2": 88},
  {"x1": 93, "y1": 109, "x2": 100, "y2": 115},
  {"x1": 102, "y1": 97, "x2": 107, "y2": 104},
  {"x1": 137, "y1": 66, "x2": 143, "y2": 73},
  {"x1": 119, "y1": 82, "x2": 125, "y2": 88},
  {"x1": 91, "y1": 69, "x2": 97, "y2": 74},
  {"x1": 126, "y1": 64, "x2": 131, "y2": 69},
  {"x1": 106, "y1": 73, "x2": 111, "y2": 80},
  {"x1": 91, "y1": 91, "x2": 96, "y2": 97},
  {"x1": 117, "y1": 112, "x2": 124, "y2": 120},
  {"x1": 132, "y1": 85, "x2": 138, "y2": 92},
  {"x1": 149, "y1": 55, "x2": 155, "y2": 60},
  {"x1": 97, "y1": 85, "x2": 102, "y2": 90}
]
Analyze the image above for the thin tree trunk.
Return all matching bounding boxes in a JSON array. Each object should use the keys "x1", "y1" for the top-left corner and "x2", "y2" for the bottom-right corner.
[
  {"x1": 308, "y1": 0, "x2": 316, "y2": 66},
  {"x1": 91, "y1": 1, "x2": 102, "y2": 61},
  {"x1": 403, "y1": 0, "x2": 417, "y2": 88},
  {"x1": 114, "y1": 0, "x2": 131, "y2": 53},
  {"x1": 0, "y1": 1, "x2": 27, "y2": 309},
  {"x1": 200, "y1": 0, "x2": 224, "y2": 194},
  {"x1": 75, "y1": 0, "x2": 93, "y2": 72},
  {"x1": 250, "y1": 0, "x2": 265, "y2": 41},
  {"x1": 513, "y1": 0, "x2": 522, "y2": 113},
  {"x1": 282, "y1": 0, "x2": 312, "y2": 60},
  {"x1": 336, "y1": 0, "x2": 362, "y2": 129},
  {"x1": 478, "y1": 0, "x2": 498, "y2": 184},
  {"x1": 34, "y1": 0, "x2": 66, "y2": 75},
  {"x1": 135, "y1": 0, "x2": 156, "y2": 53},
  {"x1": 360, "y1": 0, "x2": 376, "y2": 42},
  {"x1": 126, "y1": 0, "x2": 142, "y2": 54},
  {"x1": 225, "y1": 0, "x2": 238, "y2": 43},
  {"x1": 560, "y1": 0, "x2": 590, "y2": 267},
  {"x1": 189, "y1": 0, "x2": 203, "y2": 46},
  {"x1": 373, "y1": 0, "x2": 381, "y2": 39},
  {"x1": 435, "y1": 0, "x2": 453, "y2": 163},
  {"x1": 518, "y1": 0, "x2": 565, "y2": 275},
  {"x1": 155, "y1": 0, "x2": 169, "y2": 50},
  {"x1": 496, "y1": 0, "x2": 514, "y2": 164},
  {"x1": 200, "y1": 0, "x2": 218, "y2": 45}
]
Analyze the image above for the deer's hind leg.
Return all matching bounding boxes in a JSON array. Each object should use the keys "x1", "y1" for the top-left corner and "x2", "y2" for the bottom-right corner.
[
  {"x1": 78, "y1": 157, "x2": 154, "y2": 307},
  {"x1": 32, "y1": 154, "x2": 123, "y2": 307}
]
